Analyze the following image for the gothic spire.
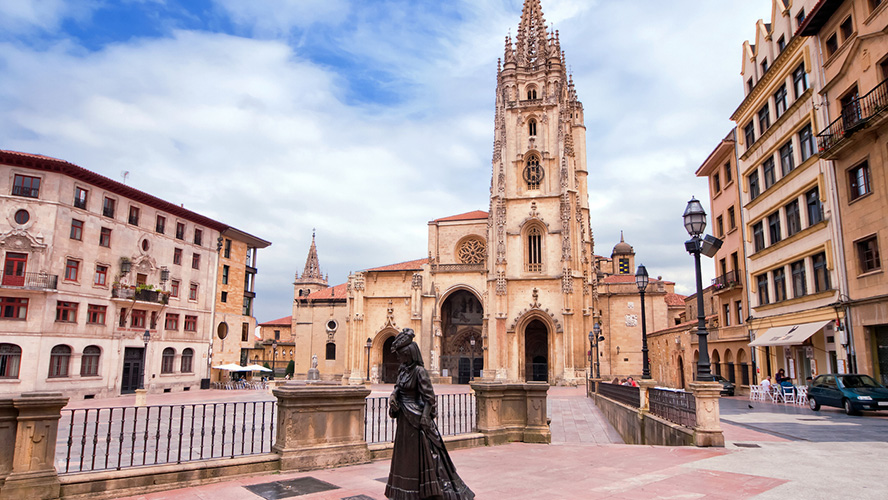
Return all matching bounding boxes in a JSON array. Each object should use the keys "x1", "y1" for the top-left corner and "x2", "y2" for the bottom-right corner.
[
  {"x1": 515, "y1": 0, "x2": 548, "y2": 66},
  {"x1": 302, "y1": 229, "x2": 323, "y2": 280}
]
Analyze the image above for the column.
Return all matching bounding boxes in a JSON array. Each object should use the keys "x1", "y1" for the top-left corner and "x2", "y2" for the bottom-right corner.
[{"x1": 690, "y1": 381, "x2": 724, "y2": 447}]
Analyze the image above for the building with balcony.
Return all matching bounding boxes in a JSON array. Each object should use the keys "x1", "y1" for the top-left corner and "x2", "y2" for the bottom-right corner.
[
  {"x1": 731, "y1": 0, "x2": 846, "y2": 384},
  {"x1": 799, "y1": 0, "x2": 888, "y2": 383},
  {"x1": 0, "y1": 149, "x2": 268, "y2": 398}
]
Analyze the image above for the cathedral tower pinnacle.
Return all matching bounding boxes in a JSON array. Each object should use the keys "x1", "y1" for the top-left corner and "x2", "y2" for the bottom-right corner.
[{"x1": 293, "y1": 230, "x2": 328, "y2": 299}]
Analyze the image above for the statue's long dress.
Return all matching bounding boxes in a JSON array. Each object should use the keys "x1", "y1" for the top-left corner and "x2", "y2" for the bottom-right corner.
[{"x1": 385, "y1": 364, "x2": 474, "y2": 500}]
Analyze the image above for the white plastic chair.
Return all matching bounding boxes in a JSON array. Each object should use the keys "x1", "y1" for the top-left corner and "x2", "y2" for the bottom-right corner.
[
  {"x1": 795, "y1": 386, "x2": 808, "y2": 406},
  {"x1": 781, "y1": 386, "x2": 796, "y2": 404}
]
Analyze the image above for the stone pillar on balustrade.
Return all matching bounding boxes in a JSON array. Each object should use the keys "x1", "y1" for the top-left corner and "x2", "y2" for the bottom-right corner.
[
  {"x1": 0, "y1": 392, "x2": 69, "y2": 500},
  {"x1": 689, "y1": 381, "x2": 725, "y2": 447},
  {"x1": 272, "y1": 383, "x2": 371, "y2": 471},
  {"x1": 637, "y1": 379, "x2": 658, "y2": 412},
  {"x1": 471, "y1": 382, "x2": 550, "y2": 446}
]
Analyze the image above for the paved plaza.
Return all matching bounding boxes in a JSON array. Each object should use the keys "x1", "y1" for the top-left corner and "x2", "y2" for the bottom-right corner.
[{"x1": 64, "y1": 385, "x2": 888, "y2": 499}]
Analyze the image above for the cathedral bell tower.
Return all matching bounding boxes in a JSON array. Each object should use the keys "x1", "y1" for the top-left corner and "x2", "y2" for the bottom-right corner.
[{"x1": 486, "y1": 0, "x2": 597, "y2": 385}]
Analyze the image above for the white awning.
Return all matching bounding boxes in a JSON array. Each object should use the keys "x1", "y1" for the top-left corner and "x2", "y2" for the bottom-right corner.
[{"x1": 748, "y1": 320, "x2": 832, "y2": 347}]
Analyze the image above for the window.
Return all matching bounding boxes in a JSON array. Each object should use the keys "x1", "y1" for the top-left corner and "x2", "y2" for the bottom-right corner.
[
  {"x1": 744, "y1": 121, "x2": 755, "y2": 149},
  {"x1": 131, "y1": 309, "x2": 146, "y2": 328},
  {"x1": 65, "y1": 259, "x2": 80, "y2": 281},
  {"x1": 753, "y1": 221, "x2": 765, "y2": 252},
  {"x1": 87, "y1": 304, "x2": 106, "y2": 325},
  {"x1": 49, "y1": 345, "x2": 71, "y2": 378},
  {"x1": 222, "y1": 265, "x2": 230, "y2": 285},
  {"x1": 773, "y1": 267, "x2": 787, "y2": 302},
  {"x1": 181, "y1": 348, "x2": 193, "y2": 373},
  {"x1": 221, "y1": 291, "x2": 228, "y2": 303},
  {"x1": 716, "y1": 216, "x2": 724, "y2": 237},
  {"x1": 91, "y1": 265, "x2": 107, "y2": 287},
  {"x1": 189, "y1": 283, "x2": 198, "y2": 301},
  {"x1": 81, "y1": 346, "x2": 100, "y2": 376},
  {"x1": 757, "y1": 274, "x2": 770, "y2": 305},
  {"x1": 785, "y1": 200, "x2": 801, "y2": 236},
  {"x1": 825, "y1": 33, "x2": 839, "y2": 56},
  {"x1": 119, "y1": 308, "x2": 127, "y2": 327},
  {"x1": 176, "y1": 222, "x2": 185, "y2": 240},
  {"x1": 763, "y1": 157, "x2": 776, "y2": 189},
  {"x1": 99, "y1": 227, "x2": 111, "y2": 247},
  {"x1": 527, "y1": 226, "x2": 543, "y2": 272},
  {"x1": 0, "y1": 343, "x2": 22, "y2": 378},
  {"x1": 849, "y1": 161, "x2": 871, "y2": 201},
  {"x1": 792, "y1": 63, "x2": 808, "y2": 99},
  {"x1": 242, "y1": 322, "x2": 250, "y2": 342},
  {"x1": 777, "y1": 35, "x2": 786, "y2": 53},
  {"x1": 723, "y1": 303, "x2": 731, "y2": 327},
  {"x1": 224, "y1": 239, "x2": 232, "y2": 259},
  {"x1": 165, "y1": 313, "x2": 179, "y2": 330},
  {"x1": 736, "y1": 300, "x2": 744, "y2": 324},
  {"x1": 274, "y1": 329, "x2": 281, "y2": 341},
  {"x1": 748, "y1": 171, "x2": 761, "y2": 200},
  {"x1": 840, "y1": 16, "x2": 854, "y2": 40},
  {"x1": 857, "y1": 236, "x2": 881, "y2": 273},
  {"x1": 14, "y1": 209, "x2": 29, "y2": 224},
  {"x1": 813, "y1": 252, "x2": 831, "y2": 292},
  {"x1": 173, "y1": 248, "x2": 183, "y2": 265},
  {"x1": 796, "y1": 9, "x2": 806, "y2": 29},
  {"x1": 806, "y1": 187, "x2": 823, "y2": 225},
  {"x1": 774, "y1": 84, "x2": 788, "y2": 118},
  {"x1": 103, "y1": 197, "x2": 115, "y2": 218},
  {"x1": 70, "y1": 219, "x2": 83, "y2": 240},
  {"x1": 527, "y1": 88, "x2": 537, "y2": 100},
  {"x1": 758, "y1": 104, "x2": 770, "y2": 132},
  {"x1": 0, "y1": 297, "x2": 28, "y2": 320},
  {"x1": 161, "y1": 348, "x2": 175, "y2": 373},
  {"x1": 768, "y1": 212, "x2": 781, "y2": 245},
  {"x1": 799, "y1": 125, "x2": 815, "y2": 161},
  {"x1": 760, "y1": 58, "x2": 769, "y2": 75},
  {"x1": 528, "y1": 118, "x2": 537, "y2": 136},
  {"x1": 12, "y1": 174, "x2": 40, "y2": 198},
  {"x1": 156, "y1": 215, "x2": 166, "y2": 234},
  {"x1": 724, "y1": 161, "x2": 732, "y2": 184},
  {"x1": 128, "y1": 206, "x2": 140, "y2": 226},
  {"x1": 728, "y1": 206, "x2": 736, "y2": 230},
  {"x1": 242, "y1": 296, "x2": 253, "y2": 316},
  {"x1": 791, "y1": 260, "x2": 807, "y2": 298},
  {"x1": 184, "y1": 315, "x2": 197, "y2": 332},
  {"x1": 524, "y1": 155, "x2": 543, "y2": 190},
  {"x1": 170, "y1": 280, "x2": 180, "y2": 298},
  {"x1": 74, "y1": 187, "x2": 88, "y2": 209},
  {"x1": 326, "y1": 342, "x2": 336, "y2": 360},
  {"x1": 194, "y1": 228, "x2": 203, "y2": 246},
  {"x1": 713, "y1": 173, "x2": 721, "y2": 193},
  {"x1": 191, "y1": 253, "x2": 200, "y2": 270},
  {"x1": 747, "y1": 77, "x2": 754, "y2": 94},
  {"x1": 778, "y1": 141, "x2": 794, "y2": 176}
]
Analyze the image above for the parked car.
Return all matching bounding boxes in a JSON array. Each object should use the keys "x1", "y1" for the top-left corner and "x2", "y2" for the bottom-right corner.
[
  {"x1": 808, "y1": 374, "x2": 888, "y2": 415},
  {"x1": 712, "y1": 374, "x2": 735, "y2": 396}
]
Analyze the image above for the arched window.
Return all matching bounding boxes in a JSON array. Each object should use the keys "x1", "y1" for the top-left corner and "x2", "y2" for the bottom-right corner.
[
  {"x1": 0, "y1": 343, "x2": 22, "y2": 378},
  {"x1": 524, "y1": 155, "x2": 543, "y2": 190},
  {"x1": 457, "y1": 237, "x2": 486, "y2": 264},
  {"x1": 81, "y1": 345, "x2": 101, "y2": 376},
  {"x1": 326, "y1": 342, "x2": 336, "y2": 360},
  {"x1": 528, "y1": 118, "x2": 537, "y2": 136},
  {"x1": 49, "y1": 345, "x2": 71, "y2": 378},
  {"x1": 526, "y1": 226, "x2": 543, "y2": 273},
  {"x1": 161, "y1": 347, "x2": 176, "y2": 374},
  {"x1": 527, "y1": 88, "x2": 538, "y2": 100},
  {"x1": 181, "y1": 348, "x2": 193, "y2": 373}
]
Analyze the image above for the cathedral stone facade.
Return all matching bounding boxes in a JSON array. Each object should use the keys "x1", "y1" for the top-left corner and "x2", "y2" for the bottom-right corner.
[{"x1": 261, "y1": 0, "x2": 682, "y2": 386}]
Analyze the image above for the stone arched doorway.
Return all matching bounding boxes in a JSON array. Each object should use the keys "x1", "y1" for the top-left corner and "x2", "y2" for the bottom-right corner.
[
  {"x1": 677, "y1": 355, "x2": 686, "y2": 389},
  {"x1": 524, "y1": 319, "x2": 548, "y2": 382},
  {"x1": 382, "y1": 336, "x2": 399, "y2": 383},
  {"x1": 440, "y1": 289, "x2": 483, "y2": 384}
]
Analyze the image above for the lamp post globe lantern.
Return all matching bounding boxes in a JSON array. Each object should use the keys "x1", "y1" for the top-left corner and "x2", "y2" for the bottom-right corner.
[
  {"x1": 271, "y1": 340, "x2": 277, "y2": 380},
  {"x1": 365, "y1": 338, "x2": 373, "y2": 382},
  {"x1": 139, "y1": 329, "x2": 150, "y2": 390},
  {"x1": 635, "y1": 265, "x2": 651, "y2": 380},
  {"x1": 590, "y1": 322, "x2": 603, "y2": 379},
  {"x1": 683, "y1": 197, "x2": 707, "y2": 237},
  {"x1": 469, "y1": 336, "x2": 476, "y2": 382},
  {"x1": 683, "y1": 198, "x2": 714, "y2": 382}
]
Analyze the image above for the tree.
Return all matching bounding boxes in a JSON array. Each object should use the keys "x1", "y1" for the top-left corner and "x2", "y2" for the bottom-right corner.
[{"x1": 286, "y1": 360, "x2": 295, "y2": 378}]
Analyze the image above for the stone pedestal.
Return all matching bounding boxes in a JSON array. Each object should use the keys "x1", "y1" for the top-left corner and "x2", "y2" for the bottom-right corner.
[
  {"x1": 134, "y1": 388, "x2": 147, "y2": 407},
  {"x1": 637, "y1": 379, "x2": 659, "y2": 412},
  {"x1": 306, "y1": 368, "x2": 320, "y2": 381},
  {"x1": 690, "y1": 382, "x2": 724, "y2": 447},
  {"x1": 471, "y1": 382, "x2": 550, "y2": 445},
  {"x1": 0, "y1": 399, "x2": 16, "y2": 489},
  {"x1": 272, "y1": 384, "x2": 371, "y2": 471},
  {"x1": 0, "y1": 392, "x2": 69, "y2": 500}
]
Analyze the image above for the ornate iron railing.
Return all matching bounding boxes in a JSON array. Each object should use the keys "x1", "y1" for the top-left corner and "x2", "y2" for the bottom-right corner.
[
  {"x1": 818, "y1": 78, "x2": 888, "y2": 154},
  {"x1": 57, "y1": 401, "x2": 276, "y2": 474},
  {"x1": 0, "y1": 271, "x2": 58, "y2": 289},
  {"x1": 597, "y1": 383, "x2": 640, "y2": 408},
  {"x1": 648, "y1": 388, "x2": 697, "y2": 428},
  {"x1": 364, "y1": 393, "x2": 476, "y2": 444},
  {"x1": 112, "y1": 286, "x2": 168, "y2": 304},
  {"x1": 712, "y1": 270, "x2": 742, "y2": 290}
]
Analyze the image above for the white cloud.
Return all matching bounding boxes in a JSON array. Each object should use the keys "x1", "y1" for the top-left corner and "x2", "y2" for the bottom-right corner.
[
  {"x1": 213, "y1": 0, "x2": 350, "y2": 37},
  {"x1": 0, "y1": 0, "x2": 97, "y2": 35}
]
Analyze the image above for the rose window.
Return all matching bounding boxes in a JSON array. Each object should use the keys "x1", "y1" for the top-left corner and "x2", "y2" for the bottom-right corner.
[{"x1": 458, "y1": 239, "x2": 486, "y2": 264}]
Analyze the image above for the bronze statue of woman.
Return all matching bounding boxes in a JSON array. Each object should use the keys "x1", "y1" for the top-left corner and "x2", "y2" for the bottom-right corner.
[{"x1": 385, "y1": 328, "x2": 474, "y2": 500}]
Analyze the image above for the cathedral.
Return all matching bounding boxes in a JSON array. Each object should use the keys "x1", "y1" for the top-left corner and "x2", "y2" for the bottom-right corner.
[{"x1": 262, "y1": 0, "x2": 682, "y2": 386}]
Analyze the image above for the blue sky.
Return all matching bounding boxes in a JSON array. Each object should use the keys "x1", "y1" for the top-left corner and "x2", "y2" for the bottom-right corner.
[{"x1": 0, "y1": 0, "x2": 772, "y2": 322}]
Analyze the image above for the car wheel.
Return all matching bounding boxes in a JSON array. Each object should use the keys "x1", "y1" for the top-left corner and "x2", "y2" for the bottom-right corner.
[
  {"x1": 809, "y1": 397, "x2": 820, "y2": 411},
  {"x1": 843, "y1": 399, "x2": 858, "y2": 416}
]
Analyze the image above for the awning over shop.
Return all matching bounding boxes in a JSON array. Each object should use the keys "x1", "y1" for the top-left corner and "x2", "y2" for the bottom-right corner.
[{"x1": 748, "y1": 320, "x2": 832, "y2": 347}]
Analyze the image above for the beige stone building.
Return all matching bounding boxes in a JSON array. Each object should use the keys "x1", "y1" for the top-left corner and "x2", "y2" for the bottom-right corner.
[
  {"x1": 732, "y1": 0, "x2": 846, "y2": 384},
  {"x1": 798, "y1": 0, "x2": 888, "y2": 383},
  {"x1": 0, "y1": 149, "x2": 268, "y2": 398}
]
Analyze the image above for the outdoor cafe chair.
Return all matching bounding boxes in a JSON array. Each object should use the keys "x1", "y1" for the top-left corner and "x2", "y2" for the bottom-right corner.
[
  {"x1": 795, "y1": 385, "x2": 808, "y2": 406},
  {"x1": 781, "y1": 385, "x2": 796, "y2": 404}
]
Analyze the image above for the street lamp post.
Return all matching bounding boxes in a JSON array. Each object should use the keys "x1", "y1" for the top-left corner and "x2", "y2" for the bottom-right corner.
[
  {"x1": 271, "y1": 340, "x2": 277, "y2": 380},
  {"x1": 469, "y1": 336, "x2": 476, "y2": 382},
  {"x1": 683, "y1": 197, "x2": 722, "y2": 382},
  {"x1": 365, "y1": 338, "x2": 373, "y2": 382},
  {"x1": 589, "y1": 323, "x2": 604, "y2": 379},
  {"x1": 140, "y1": 329, "x2": 150, "y2": 390},
  {"x1": 636, "y1": 265, "x2": 651, "y2": 379}
]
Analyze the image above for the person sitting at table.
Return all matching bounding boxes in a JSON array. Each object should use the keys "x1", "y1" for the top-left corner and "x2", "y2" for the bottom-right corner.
[
  {"x1": 775, "y1": 369, "x2": 787, "y2": 383},
  {"x1": 761, "y1": 376, "x2": 772, "y2": 391},
  {"x1": 779, "y1": 378, "x2": 793, "y2": 389}
]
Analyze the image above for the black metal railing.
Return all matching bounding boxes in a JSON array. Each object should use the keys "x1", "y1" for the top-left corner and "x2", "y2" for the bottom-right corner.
[
  {"x1": 597, "y1": 383, "x2": 640, "y2": 408},
  {"x1": 648, "y1": 388, "x2": 697, "y2": 428},
  {"x1": 364, "y1": 393, "x2": 476, "y2": 444},
  {"x1": 712, "y1": 270, "x2": 742, "y2": 291},
  {"x1": 818, "y1": 78, "x2": 888, "y2": 154},
  {"x1": 112, "y1": 286, "x2": 168, "y2": 304},
  {"x1": 73, "y1": 198, "x2": 87, "y2": 209},
  {"x1": 11, "y1": 185, "x2": 39, "y2": 198},
  {"x1": 0, "y1": 271, "x2": 58, "y2": 289},
  {"x1": 103, "y1": 207, "x2": 114, "y2": 218},
  {"x1": 57, "y1": 401, "x2": 276, "y2": 474}
]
